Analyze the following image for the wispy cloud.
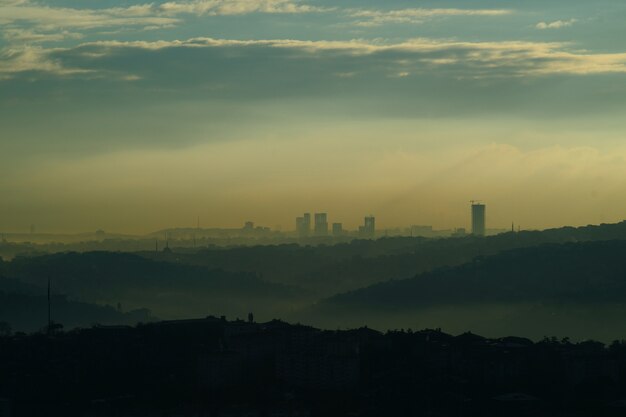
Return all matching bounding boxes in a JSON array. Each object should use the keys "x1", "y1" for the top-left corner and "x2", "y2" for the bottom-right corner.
[
  {"x1": 87, "y1": 37, "x2": 626, "y2": 76},
  {"x1": 158, "y1": 0, "x2": 329, "y2": 15},
  {"x1": 0, "y1": 2, "x2": 180, "y2": 32},
  {"x1": 0, "y1": 0, "x2": 327, "y2": 45},
  {"x1": 4, "y1": 36, "x2": 626, "y2": 80},
  {"x1": 0, "y1": 45, "x2": 91, "y2": 79},
  {"x1": 350, "y1": 8, "x2": 512, "y2": 27},
  {"x1": 3, "y1": 28, "x2": 83, "y2": 43},
  {"x1": 536, "y1": 19, "x2": 577, "y2": 30}
]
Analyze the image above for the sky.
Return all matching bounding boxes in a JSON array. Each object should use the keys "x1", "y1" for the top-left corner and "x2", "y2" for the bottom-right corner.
[{"x1": 1, "y1": 0, "x2": 626, "y2": 234}]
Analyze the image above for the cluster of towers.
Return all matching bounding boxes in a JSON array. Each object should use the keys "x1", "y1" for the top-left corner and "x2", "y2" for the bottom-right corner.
[
  {"x1": 295, "y1": 213, "x2": 375, "y2": 238},
  {"x1": 293, "y1": 202, "x2": 484, "y2": 240}
]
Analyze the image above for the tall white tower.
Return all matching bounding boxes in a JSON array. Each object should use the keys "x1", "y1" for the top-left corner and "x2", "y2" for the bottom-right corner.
[{"x1": 471, "y1": 202, "x2": 486, "y2": 236}]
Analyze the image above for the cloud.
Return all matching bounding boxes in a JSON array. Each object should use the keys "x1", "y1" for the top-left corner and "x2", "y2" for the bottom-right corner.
[
  {"x1": 0, "y1": 0, "x2": 327, "y2": 46},
  {"x1": 0, "y1": 2, "x2": 180, "y2": 33},
  {"x1": 3, "y1": 28, "x2": 83, "y2": 43},
  {"x1": 536, "y1": 19, "x2": 577, "y2": 30},
  {"x1": 3, "y1": 35, "x2": 626, "y2": 83},
  {"x1": 0, "y1": 1, "x2": 506, "y2": 45},
  {"x1": 158, "y1": 0, "x2": 329, "y2": 15},
  {"x1": 0, "y1": 45, "x2": 91, "y2": 79},
  {"x1": 71, "y1": 37, "x2": 626, "y2": 76},
  {"x1": 350, "y1": 8, "x2": 512, "y2": 27}
]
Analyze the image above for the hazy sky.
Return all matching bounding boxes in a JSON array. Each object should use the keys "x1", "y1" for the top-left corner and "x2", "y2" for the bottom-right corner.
[{"x1": 2, "y1": 0, "x2": 626, "y2": 234}]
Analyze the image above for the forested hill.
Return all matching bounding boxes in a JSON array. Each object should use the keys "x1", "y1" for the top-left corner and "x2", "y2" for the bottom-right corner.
[
  {"x1": 139, "y1": 221, "x2": 626, "y2": 295},
  {"x1": 0, "y1": 252, "x2": 310, "y2": 322},
  {"x1": 5, "y1": 222, "x2": 626, "y2": 336},
  {"x1": 321, "y1": 240, "x2": 626, "y2": 309},
  {"x1": 311, "y1": 240, "x2": 626, "y2": 341},
  {"x1": 0, "y1": 275, "x2": 153, "y2": 333}
]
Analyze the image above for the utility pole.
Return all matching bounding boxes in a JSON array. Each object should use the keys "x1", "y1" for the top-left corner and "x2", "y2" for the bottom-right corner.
[{"x1": 47, "y1": 276, "x2": 51, "y2": 334}]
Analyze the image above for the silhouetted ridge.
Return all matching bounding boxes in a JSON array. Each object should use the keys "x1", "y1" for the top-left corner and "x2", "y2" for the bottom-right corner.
[
  {"x1": 2, "y1": 251, "x2": 303, "y2": 295},
  {"x1": 304, "y1": 239, "x2": 626, "y2": 340},
  {"x1": 136, "y1": 221, "x2": 626, "y2": 296},
  {"x1": 321, "y1": 240, "x2": 626, "y2": 309},
  {"x1": 0, "y1": 252, "x2": 309, "y2": 322}
]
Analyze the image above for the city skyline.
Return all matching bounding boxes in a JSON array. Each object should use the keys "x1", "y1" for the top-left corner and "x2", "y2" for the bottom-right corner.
[
  {"x1": 2, "y1": 200, "x2": 619, "y2": 236},
  {"x1": 0, "y1": 200, "x2": 581, "y2": 239}
]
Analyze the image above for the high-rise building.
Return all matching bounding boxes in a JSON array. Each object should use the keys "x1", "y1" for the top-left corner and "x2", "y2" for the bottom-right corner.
[
  {"x1": 332, "y1": 222, "x2": 343, "y2": 236},
  {"x1": 359, "y1": 215, "x2": 375, "y2": 238},
  {"x1": 314, "y1": 213, "x2": 328, "y2": 236},
  {"x1": 296, "y1": 217, "x2": 305, "y2": 236},
  {"x1": 296, "y1": 213, "x2": 311, "y2": 237},
  {"x1": 303, "y1": 213, "x2": 311, "y2": 234},
  {"x1": 471, "y1": 203, "x2": 486, "y2": 236}
]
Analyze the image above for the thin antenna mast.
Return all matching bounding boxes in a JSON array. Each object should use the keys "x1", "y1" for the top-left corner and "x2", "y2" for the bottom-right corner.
[{"x1": 47, "y1": 276, "x2": 51, "y2": 334}]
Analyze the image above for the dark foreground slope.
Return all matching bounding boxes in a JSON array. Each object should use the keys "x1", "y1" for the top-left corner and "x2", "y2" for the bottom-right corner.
[
  {"x1": 2, "y1": 318, "x2": 626, "y2": 417},
  {"x1": 312, "y1": 240, "x2": 626, "y2": 341},
  {"x1": 0, "y1": 252, "x2": 310, "y2": 323}
]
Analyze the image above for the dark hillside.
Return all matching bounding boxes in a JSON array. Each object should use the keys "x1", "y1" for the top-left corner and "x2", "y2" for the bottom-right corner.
[
  {"x1": 312, "y1": 240, "x2": 626, "y2": 341},
  {"x1": 0, "y1": 252, "x2": 310, "y2": 321}
]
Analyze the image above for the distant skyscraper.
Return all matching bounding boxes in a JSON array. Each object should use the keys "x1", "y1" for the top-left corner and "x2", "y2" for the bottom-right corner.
[
  {"x1": 360, "y1": 215, "x2": 375, "y2": 238},
  {"x1": 296, "y1": 217, "x2": 306, "y2": 237},
  {"x1": 303, "y1": 213, "x2": 311, "y2": 233},
  {"x1": 296, "y1": 213, "x2": 311, "y2": 237},
  {"x1": 471, "y1": 202, "x2": 486, "y2": 236},
  {"x1": 314, "y1": 213, "x2": 328, "y2": 236},
  {"x1": 332, "y1": 222, "x2": 343, "y2": 236}
]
